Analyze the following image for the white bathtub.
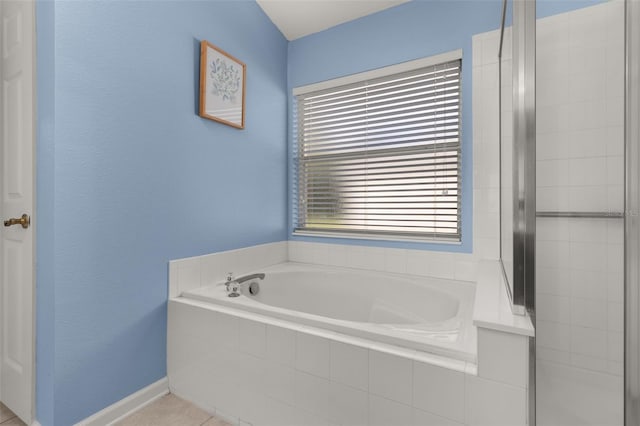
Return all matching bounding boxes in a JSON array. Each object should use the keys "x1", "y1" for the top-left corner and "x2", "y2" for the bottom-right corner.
[{"x1": 182, "y1": 262, "x2": 476, "y2": 361}]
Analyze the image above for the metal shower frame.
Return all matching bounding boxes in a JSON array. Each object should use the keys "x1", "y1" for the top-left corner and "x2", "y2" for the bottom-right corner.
[{"x1": 497, "y1": 0, "x2": 640, "y2": 424}]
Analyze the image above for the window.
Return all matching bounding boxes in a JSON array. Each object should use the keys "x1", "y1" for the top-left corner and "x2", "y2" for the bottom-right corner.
[{"x1": 292, "y1": 51, "x2": 462, "y2": 242}]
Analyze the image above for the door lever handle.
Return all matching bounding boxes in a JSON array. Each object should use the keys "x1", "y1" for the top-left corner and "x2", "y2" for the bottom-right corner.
[{"x1": 4, "y1": 214, "x2": 30, "y2": 229}]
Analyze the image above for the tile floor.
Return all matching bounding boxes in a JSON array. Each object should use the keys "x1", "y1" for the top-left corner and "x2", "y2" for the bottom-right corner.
[
  {"x1": 116, "y1": 394, "x2": 231, "y2": 426},
  {"x1": 0, "y1": 394, "x2": 225, "y2": 426},
  {"x1": 0, "y1": 403, "x2": 26, "y2": 426}
]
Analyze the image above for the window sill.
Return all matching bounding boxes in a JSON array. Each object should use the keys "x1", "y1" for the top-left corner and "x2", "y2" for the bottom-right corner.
[{"x1": 292, "y1": 230, "x2": 462, "y2": 245}]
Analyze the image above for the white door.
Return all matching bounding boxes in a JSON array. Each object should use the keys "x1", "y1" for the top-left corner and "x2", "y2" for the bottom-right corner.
[{"x1": 0, "y1": 0, "x2": 35, "y2": 423}]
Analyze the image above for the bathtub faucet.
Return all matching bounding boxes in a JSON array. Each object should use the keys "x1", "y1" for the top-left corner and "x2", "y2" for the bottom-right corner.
[
  {"x1": 225, "y1": 272, "x2": 266, "y2": 297},
  {"x1": 235, "y1": 273, "x2": 266, "y2": 284}
]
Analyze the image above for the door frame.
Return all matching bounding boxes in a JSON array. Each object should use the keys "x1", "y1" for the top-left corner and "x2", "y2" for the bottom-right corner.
[
  {"x1": 625, "y1": 0, "x2": 640, "y2": 424},
  {"x1": 0, "y1": 0, "x2": 37, "y2": 423}
]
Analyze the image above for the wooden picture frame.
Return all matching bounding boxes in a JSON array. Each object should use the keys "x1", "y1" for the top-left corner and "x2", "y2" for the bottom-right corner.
[{"x1": 199, "y1": 40, "x2": 246, "y2": 129}]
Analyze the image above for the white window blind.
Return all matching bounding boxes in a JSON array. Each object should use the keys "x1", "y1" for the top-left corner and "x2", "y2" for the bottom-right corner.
[{"x1": 293, "y1": 58, "x2": 462, "y2": 241}]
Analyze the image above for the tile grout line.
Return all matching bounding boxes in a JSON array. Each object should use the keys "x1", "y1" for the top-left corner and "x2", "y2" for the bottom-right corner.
[
  {"x1": 0, "y1": 416, "x2": 17, "y2": 425},
  {"x1": 198, "y1": 415, "x2": 213, "y2": 426}
]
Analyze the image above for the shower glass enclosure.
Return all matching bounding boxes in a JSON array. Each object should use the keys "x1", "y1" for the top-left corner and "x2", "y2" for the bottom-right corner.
[{"x1": 498, "y1": 0, "x2": 639, "y2": 424}]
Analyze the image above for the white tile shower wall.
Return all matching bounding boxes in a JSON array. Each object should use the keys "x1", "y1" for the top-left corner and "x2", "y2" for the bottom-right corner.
[
  {"x1": 534, "y1": 1, "x2": 624, "y2": 377},
  {"x1": 168, "y1": 300, "x2": 528, "y2": 426},
  {"x1": 168, "y1": 241, "x2": 288, "y2": 298},
  {"x1": 472, "y1": 27, "x2": 504, "y2": 263}
]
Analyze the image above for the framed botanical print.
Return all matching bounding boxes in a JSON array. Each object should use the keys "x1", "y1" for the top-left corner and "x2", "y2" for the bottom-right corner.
[{"x1": 199, "y1": 40, "x2": 246, "y2": 129}]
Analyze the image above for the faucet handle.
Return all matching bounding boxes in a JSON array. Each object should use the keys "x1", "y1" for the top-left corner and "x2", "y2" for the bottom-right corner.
[
  {"x1": 225, "y1": 272, "x2": 241, "y2": 297},
  {"x1": 225, "y1": 273, "x2": 236, "y2": 294}
]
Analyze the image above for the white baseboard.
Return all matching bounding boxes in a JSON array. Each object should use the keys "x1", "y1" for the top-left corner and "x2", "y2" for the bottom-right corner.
[{"x1": 75, "y1": 377, "x2": 169, "y2": 426}]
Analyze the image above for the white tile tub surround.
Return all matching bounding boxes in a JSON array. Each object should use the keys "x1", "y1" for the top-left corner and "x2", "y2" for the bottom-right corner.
[
  {"x1": 168, "y1": 241, "x2": 474, "y2": 300},
  {"x1": 288, "y1": 241, "x2": 480, "y2": 283},
  {"x1": 168, "y1": 242, "x2": 288, "y2": 298},
  {"x1": 167, "y1": 245, "x2": 532, "y2": 425},
  {"x1": 168, "y1": 298, "x2": 531, "y2": 426},
  {"x1": 535, "y1": 0, "x2": 625, "y2": 379}
]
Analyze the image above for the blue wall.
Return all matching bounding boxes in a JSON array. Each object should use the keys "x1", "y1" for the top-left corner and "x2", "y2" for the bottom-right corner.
[
  {"x1": 537, "y1": 0, "x2": 608, "y2": 18},
  {"x1": 33, "y1": 0, "x2": 609, "y2": 424},
  {"x1": 35, "y1": 1, "x2": 288, "y2": 424},
  {"x1": 287, "y1": 0, "x2": 505, "y2": 253}
]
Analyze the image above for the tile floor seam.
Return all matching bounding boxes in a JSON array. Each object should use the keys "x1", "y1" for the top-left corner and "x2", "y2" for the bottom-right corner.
[
  {"x1": 0, "y1": 402, "x2": 23, "y2": 426},
  {"x1": 198, "y1": 415, "x2": 214, "y2": 426}
]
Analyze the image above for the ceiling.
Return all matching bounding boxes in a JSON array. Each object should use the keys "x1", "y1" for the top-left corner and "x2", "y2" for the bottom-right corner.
[{"x1": 256, "y1": 0, "x2": 411, "y2": 41}]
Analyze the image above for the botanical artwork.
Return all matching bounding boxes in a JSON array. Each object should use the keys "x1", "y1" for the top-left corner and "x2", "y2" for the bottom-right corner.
[
  {"x1": 199, "y1": 41, "x2": 246, "y2": 129},
  {"x1": 209, "y1": 57, "x2": 241, "y2": 103}
]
